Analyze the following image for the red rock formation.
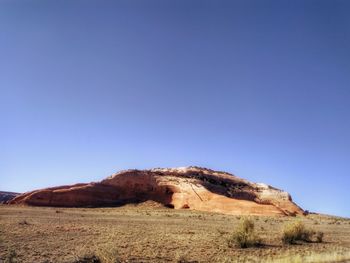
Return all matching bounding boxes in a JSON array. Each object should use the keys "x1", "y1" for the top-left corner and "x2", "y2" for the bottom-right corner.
[{"x1": 9, "y1": 167, "x2": 304, "y2": 216}]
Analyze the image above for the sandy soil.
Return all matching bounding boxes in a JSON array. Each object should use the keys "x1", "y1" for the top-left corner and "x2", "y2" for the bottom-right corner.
[{"x1": 0, "y1": 203, "x2": 349, "y2": 262}]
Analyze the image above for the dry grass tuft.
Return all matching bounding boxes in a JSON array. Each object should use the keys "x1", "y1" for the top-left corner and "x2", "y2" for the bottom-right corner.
[
  {"x1": 176, "y1": 253, "x2": 198, "y2": 263},
  {"x1": 282, "y1": 221, "x2": 310, "y2": 244},
  {"x1": 281, "y1": 221, "x2": 324, "y2": 244},
  {"x1": 74, "y1": 248, "x2": 120, "y2": 263},
  {"x1": 73, "y1": 238, "x2": 121, "y2": 263},
  {"x1": 5, "y1": 250, "x2": 18, "y2": 263},
  {"x1": 227, "y1": 217, "x2": 261, "y2": 248},
  {"x1": 315, "y1": 231, "x2": 324, "y2": 243},
  {"x1": 95, "y1": 246, "x2": 121, "y2": 263},
  {"x1": 262, "y1": 249, "x2": 350, "y2": 263}
]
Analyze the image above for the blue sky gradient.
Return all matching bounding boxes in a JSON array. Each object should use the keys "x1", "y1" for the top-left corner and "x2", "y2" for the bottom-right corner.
[{"x1": 1, "y1": 0, "x2": 350, "y2": 217}]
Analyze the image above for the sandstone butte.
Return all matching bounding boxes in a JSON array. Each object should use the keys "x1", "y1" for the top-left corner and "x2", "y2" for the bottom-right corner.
[{"x1": 8, "y1": 167, "x2": 304, "y2": 216}]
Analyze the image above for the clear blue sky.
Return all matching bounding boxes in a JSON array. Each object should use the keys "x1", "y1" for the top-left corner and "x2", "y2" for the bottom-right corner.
[{"x1": 1, "y1": 0, "x2": 349, "y2": 217}]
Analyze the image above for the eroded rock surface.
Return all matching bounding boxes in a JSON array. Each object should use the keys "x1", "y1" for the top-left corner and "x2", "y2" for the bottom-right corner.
[{"x1": 9, "y1": 167, "x2": 303, "y2": 216}]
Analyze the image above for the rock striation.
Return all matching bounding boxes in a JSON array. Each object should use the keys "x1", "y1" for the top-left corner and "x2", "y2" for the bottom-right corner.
[{"x1": 8, "y1": 167, "x2": 304, "y2": 216}]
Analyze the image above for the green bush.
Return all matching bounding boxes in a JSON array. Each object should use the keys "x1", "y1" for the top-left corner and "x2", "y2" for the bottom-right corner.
[{"x1": 228, "y1": 217, "x2": 261, "y2": 248}]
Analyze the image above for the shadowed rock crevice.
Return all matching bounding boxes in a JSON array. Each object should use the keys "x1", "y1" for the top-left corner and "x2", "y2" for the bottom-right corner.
[{"x1": 8, "y1": 166, "x2": 304, "y2": 216}]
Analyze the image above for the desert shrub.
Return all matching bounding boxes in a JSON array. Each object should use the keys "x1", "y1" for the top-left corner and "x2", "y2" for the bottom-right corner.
[
  {"x1": 74, "y1": 255, "x2": 100, "y2": 263},
  {"x1": 228, "y1": 217, "x2": 261, "y2": 248},
  {"x1": 176, "y1": 254, "x2": 190, "y2": 263},
  {"x1": 95, "y1": 247, "x2": 121, "y2": 263},
  {"x1": 175, "y1": 253, "x2": 198, "y2": 263},
  {"x1": 315, "y1": 231, "x2": 324, "y2": 243},
  {"x1": 5, "y1": 250, "x2": 17, "y2": 263},
  {"x1": 282, "y1": 221, "x2": 315, "y2": 244},
  {"x1": 75, "y1": 247, "x2": 120, "y2": 263}
]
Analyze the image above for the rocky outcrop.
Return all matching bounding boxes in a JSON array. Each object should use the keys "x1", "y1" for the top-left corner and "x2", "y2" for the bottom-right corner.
[
  {"x1": 8, "y1": 167, "x2": 304, "y2": 216},
  {"x1": 0, "y1": 191, "x2": 20, "y2": 203}
]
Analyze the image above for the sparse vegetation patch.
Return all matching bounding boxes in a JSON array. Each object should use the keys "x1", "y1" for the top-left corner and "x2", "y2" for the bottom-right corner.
[
  {"x1": 282, "y1": 221, "x2": 324, "y2": 244},
  {"x1": 0, "y1": 206, "x2": 347, "y2": 263},
  {"x1": 228, "y1": 217, "x2": 261, "y2": 248}
]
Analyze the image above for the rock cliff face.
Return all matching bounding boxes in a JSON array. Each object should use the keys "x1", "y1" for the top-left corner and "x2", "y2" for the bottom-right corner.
[{"x1": 9, "y1": 167, "x2": 303, "y2": 216}]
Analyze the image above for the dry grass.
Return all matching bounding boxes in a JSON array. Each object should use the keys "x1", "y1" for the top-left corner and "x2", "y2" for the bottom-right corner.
[
  {"x1": 260, "y1": 248, "x2": 350, "y2": 263},
  {"x1": 227, "y1": 217, "x2": 261, "y2": 248},
  {"x1": 315, "y1": 231, "x2": 324, "y2": 243},
  {"x1": 281, "y1": 221, "x2": 325, "y2": 244},
  {"x1": 0, "y1": 204, "x2": 349, "y2": 262},
  {"x1": 282, "y1": 221, "x2": 312, "y2": 244}
]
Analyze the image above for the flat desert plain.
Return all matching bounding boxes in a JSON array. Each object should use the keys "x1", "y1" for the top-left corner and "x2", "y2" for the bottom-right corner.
[{"x1": 0, "y1": 203, "x2": 349, "y2": 263}]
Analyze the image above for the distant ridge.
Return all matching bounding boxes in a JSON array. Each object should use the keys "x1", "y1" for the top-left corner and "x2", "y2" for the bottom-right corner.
[{"x1": 0, "y1": 191, "x2": 20, "y2": 204}]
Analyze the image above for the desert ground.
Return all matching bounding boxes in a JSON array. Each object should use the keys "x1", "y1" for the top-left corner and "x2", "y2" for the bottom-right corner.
[{"x1": 0, "y1": 203, "x2": 349, "y2": 263}]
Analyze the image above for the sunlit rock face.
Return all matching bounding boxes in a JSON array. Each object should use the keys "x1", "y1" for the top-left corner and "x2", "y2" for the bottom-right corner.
[{"x1": 9, "y1": 166, "x2": 304, "y2": 216}]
